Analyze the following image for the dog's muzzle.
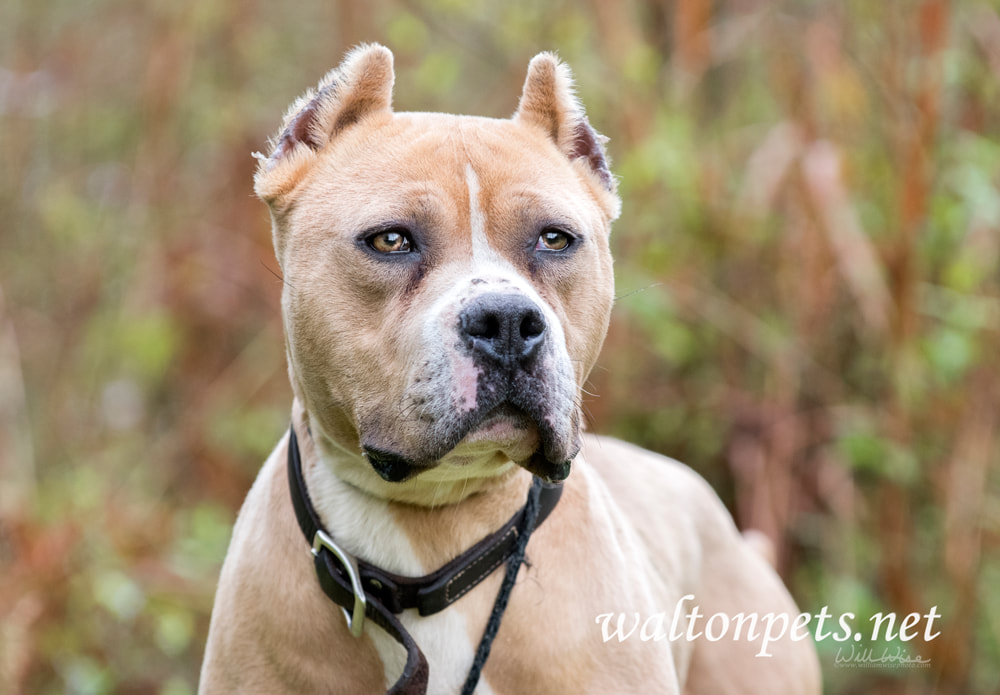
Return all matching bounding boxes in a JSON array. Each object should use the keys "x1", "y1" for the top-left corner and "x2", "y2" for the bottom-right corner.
[
  {"x1": 361, "y1": 291, "x2": 578, "y2": 483},
  {"x1": 458, "y1": 292, "x2": 577, "y2": 482}
]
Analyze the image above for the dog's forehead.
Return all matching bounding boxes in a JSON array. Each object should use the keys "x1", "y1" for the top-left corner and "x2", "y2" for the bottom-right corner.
[{"x1": 305, "y1": 112, "x2": 593, "y2": 215}]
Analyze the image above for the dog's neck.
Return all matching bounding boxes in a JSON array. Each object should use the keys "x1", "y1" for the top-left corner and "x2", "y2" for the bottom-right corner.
[{"x1": 291, "y1": 401, "x2": 534, "y2": 575}]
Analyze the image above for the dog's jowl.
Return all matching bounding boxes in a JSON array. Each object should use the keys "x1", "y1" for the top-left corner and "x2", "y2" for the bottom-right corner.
[{"x1": 200, "y1": 44, "x2": 821, "y2": 695}]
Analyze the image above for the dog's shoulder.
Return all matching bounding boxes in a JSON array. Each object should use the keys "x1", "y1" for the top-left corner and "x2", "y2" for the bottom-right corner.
[
  {"x1": 578, "y1": 434, "x2": 822, "y2": 693},
  {"x1": 200, "y1": 439, "x2": 386, "y2": 694},
  {"x1": 579, "y1": 433, "x2": 739, "y2": 543}
]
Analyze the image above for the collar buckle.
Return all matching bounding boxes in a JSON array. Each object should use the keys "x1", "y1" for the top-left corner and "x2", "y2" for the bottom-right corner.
[{"x1": 312, "y1": 529, "x2": 367, "y2": 637}]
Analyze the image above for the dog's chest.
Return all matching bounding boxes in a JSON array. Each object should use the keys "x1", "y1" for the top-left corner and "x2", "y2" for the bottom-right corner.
[{"x1": 306, "y1": 459, "x2": 682, "y2": 694}]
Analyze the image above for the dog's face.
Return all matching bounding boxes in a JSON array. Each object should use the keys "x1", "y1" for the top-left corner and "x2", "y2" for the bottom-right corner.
[{"x1": 256, "y1": 46, "x2": 619, "y2": 486}]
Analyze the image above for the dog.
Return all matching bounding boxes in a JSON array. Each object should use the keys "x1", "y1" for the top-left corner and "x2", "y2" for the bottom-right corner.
[{"x1": 200, "y1": 44, "x2": 821, "y2": 694}]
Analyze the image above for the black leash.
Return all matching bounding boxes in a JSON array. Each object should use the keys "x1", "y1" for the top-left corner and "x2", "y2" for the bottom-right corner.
[
  {"x1": 460, "y1": 478, "x2": 541, "y2": 694},
  {"x1": 287, "y1": 426, "x2": 561, "y2": 694}
]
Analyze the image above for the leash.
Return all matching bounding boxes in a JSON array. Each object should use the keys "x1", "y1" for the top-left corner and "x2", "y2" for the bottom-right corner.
[
  {"x1": 460, "y1": 477, "x2": 540, "y2": 695},
  {"x1": 287, "y1": 426, "x2": 562, "y2": 694}
]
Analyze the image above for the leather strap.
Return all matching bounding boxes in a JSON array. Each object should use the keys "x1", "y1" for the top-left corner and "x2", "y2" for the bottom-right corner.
[
  {"x1": 287, "y1": 425, "x2": 562, "y2": 693},
  {"x1": 313, "y1": 549, "x2": 429, "y2": 695}
]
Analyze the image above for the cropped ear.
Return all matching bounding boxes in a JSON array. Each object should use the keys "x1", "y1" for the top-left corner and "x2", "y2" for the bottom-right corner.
[
  {"x1": 514, "y1": 53, "x2": 617, "y2": 204},
  {"x1": 254, "y1": 44, "x2": 394, "y2": 204}
]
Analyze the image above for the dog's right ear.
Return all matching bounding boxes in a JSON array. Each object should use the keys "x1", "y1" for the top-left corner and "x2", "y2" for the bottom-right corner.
[
  {"x1": 254, "y1": 44, "x2": 394, "y2": 205},
  {"x1": 514, "y1": 52, "x2": 620, "y2": 220}
]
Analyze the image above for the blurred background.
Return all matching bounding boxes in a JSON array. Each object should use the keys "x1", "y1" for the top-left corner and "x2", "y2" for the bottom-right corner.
[{"x1": 1, "y1": 0, "x2": 998, "y2": 693}]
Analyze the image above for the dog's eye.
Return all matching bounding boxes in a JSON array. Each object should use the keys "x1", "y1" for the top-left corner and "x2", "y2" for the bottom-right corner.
[
  {"x1": 367, "y1": 228, "x2": 413, "y2": 254},
  {"x1": 535, "y1": 228, "x2": 573, "y2": 252}
]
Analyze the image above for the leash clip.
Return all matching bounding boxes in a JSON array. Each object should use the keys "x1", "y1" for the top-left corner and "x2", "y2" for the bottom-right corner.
[{"x1": 312, "y1": 529, "x2": 367, "y2": 637}]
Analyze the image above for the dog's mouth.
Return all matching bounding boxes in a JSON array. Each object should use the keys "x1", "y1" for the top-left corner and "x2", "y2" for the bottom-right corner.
[
  {"x1": 462, "y1": 403, "x2": 577, "y2": 482},
  {"x1": 362, "y1": 400, "x2": 578, "y2": 484},
  {"x1": 462, "y1": 402, "x2": 534, "y2": 441}
]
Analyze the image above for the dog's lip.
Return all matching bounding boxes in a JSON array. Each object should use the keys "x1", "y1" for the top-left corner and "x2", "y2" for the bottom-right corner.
[
  {"x1": 523, "y1": 449, "x2": 573, "y2": 483},
  {"x1": 464, "y1": 403, "x2": 533, "y2": 435},
  {"x1": 449, "y1": 400, "x2": 577, "y2": 478},
  {"x1": 464, "y1": 403, "x2": 575, "y2": 482},
  {"x1": 361, "y1": 400, "x2": 575, "y2": 483},
  {"x1": 362, "y1": 446, "x2": 431, "y2": 482}
]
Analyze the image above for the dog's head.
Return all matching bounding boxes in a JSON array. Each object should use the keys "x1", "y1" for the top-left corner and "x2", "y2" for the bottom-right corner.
[{"x1": 256, "y1": 45, "x2": 619, "y2": 489}]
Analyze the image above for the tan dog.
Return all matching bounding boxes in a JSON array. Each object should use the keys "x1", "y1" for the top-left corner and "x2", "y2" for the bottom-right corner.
[{"x1": 200, "y1": 45, "x2": 821, "y2": 694}]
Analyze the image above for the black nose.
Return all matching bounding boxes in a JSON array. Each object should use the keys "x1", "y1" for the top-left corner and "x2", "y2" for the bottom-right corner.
[{"x1": 459, "y1": 293, "x2": 547, "y2": 365}]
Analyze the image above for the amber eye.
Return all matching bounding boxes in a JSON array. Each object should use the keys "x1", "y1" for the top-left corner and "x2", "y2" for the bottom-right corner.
[
  {"x1": 367, "y1": 228, "x2": 412, "y2": 254},
  {"x1": 535, "y1": 228, "x2": 573, "y2": 252}
]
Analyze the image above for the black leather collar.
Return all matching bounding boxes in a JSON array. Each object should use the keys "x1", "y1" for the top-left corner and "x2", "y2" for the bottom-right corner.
[{"x1": 287, "y1": 425, "x2": 563, "y2": 694}]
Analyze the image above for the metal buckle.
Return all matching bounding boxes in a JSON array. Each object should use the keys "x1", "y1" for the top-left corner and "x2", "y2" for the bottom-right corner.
[{"x1": 312, "y1": 529, "x2": 366, "y2": 637}]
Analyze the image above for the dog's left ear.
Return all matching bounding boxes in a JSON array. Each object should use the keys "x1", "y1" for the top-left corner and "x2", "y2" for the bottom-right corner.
[
  {"x1": 255, "y1": 44, "x2": 395, "y2": 205},
  {"x1": 514, "y1": 53, "x2": 619, "y2": 217}
]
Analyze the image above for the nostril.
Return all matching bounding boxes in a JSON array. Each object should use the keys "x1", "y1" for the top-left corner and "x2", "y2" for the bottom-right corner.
[
  {"x1": 481, "y1": 315, "x2": 500, "y2": 340},
  {"x1": 520, "y1": 311, "x2": 545, "y2": 341},
  {"x1": 463, "y1": 312, "x2": 500, "y2": 339}
]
